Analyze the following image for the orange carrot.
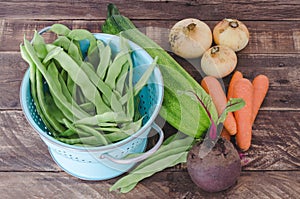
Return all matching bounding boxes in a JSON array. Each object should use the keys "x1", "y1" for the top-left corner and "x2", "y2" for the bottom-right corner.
[
  {"x1": 201, "y1": 76, "x2": 237, "y2": 135},
  {"x1": 233, "y1": 78, "x2": 253, "y2": 151},
  {"x1": 221, "y1": 128, "x2": 231, "y2": 141},
  {"x1": 227, "y1": 71, "x2": 243, "y2": 100},
  {"x1": 252, "y1": 75, "x2": 269, "y2": 124}
]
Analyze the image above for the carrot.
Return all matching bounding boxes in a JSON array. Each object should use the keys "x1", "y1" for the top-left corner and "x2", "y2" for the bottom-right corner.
[
  {"x1": 252, "y1": 75, "x2": 269, "y2": 124},
  {"x1": 233, "y1": 78, "x2": 253, "y2": 151},
  {"x1": 227, "y1": 71, "x2": 243, "y2": 100},
  {"x1": 220, "y1": 128, "x2": 231, "y2": 141},
  {"x1": 201, "y1": 76, "x2": 237, "y2": 135}
]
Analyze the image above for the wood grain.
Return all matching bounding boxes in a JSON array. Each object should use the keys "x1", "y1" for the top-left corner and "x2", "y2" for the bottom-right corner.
[
  {"x1": 0, "y1": 171, "x2": 299, "y2": 199},
  {"x1": 0, "y1": 110, "x2": 60, "y2": 171},
  {"x1": 0, "y1": 0, "x2": 299, "y2": 21},
  {"x1": 1, "y1": 1, "x2": 299, "y2": 197},
  {"x1": 1, "y1": 19, "x2": 300, "y2": 54},
  {"x1": 0, "y1": 110, "x2": 299, "y2": 172}
]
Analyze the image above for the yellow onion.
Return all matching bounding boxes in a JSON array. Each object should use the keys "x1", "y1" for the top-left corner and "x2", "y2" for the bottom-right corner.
[
  {"x1": 213, "y1": 19, "x2": 249, "y2": 52},
  {"x1": 201, "y1": 45, "x2": 237, "y2": 78},
  {"x1": 169, "y1": 18, "x2": 212, "y2": 59}
]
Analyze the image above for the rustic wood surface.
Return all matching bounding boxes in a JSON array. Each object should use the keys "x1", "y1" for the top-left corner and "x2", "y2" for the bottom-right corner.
[{"x1": 0, "y1": 0, "x2": 299, "y2": 198}]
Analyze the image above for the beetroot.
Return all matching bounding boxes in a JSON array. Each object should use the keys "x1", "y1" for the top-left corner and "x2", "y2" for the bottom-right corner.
[{"x1": 187, "y1": 138, "x2": 241, "y2": 192}]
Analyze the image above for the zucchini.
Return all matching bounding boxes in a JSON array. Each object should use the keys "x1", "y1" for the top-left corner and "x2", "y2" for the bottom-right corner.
[{"x1": 102, "y1": 4, "x2": 218, "y2": 138}]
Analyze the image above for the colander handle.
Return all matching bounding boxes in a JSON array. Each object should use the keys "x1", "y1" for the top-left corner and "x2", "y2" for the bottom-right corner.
[{"x1": 100, "y1": 123, "x2": 164, "y2": 164}]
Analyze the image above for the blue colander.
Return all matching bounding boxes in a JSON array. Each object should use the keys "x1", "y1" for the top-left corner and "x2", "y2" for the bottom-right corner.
[{"x1": 20, "y1": 28, "x2": 164, "y2": 180}]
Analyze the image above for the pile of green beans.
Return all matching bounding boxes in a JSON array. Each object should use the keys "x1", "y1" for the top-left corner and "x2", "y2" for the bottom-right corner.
[{"x1": 20, "y1": 24, "x2": 157, "y2": 147}]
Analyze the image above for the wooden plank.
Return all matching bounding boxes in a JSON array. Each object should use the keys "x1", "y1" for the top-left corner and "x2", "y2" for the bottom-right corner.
[
  {"x1": 0, "y1": 171, "x2": 299, "y2": 198},
  {"x1": 0, "y1": 0, "x2": 300, "y2": 20},
  {"x1": 0, "y1": 110, "x2": 299, "y2": 172},
  {"x1": 0, "y1": 110, "x2": 60, "y2": 171},
  {"x1": 238, "y1": 110, "x2": 300, "y2": 170},
  {"x1": 1, "y1": 51, "x2": 299, "y2": 110},
  {"x1": 1, "y1": 19, "x2": 300, "y2": 54},
  {"x1": 0, "y1": 52, "x2": 27, "y2": 109}
]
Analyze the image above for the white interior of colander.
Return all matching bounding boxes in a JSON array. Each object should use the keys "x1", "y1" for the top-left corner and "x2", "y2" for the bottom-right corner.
[{"x1": 20, "y1": 33, "x2": 164, "y2": 151}]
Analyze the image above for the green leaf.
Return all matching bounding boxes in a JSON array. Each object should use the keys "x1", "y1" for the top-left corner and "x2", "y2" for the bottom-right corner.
[{"x1": 217, "y1": 98, "x2": 245, "y2": 125}]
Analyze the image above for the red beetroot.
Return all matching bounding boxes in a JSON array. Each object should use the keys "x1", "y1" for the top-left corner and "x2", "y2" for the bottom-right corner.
[{"x1": 187, "y1": 138, "x2": 241, "y2": 192}]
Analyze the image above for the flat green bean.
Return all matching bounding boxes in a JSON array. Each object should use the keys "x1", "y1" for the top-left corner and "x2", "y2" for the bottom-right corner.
[
  {"x1": 36, "y1": 68, "x2": 66, "y2": 133},
  {"x1": 96, "y1": 41, "x2": 111, "y2": 79},
  {"x1": 133, "y1": 56, "x2": 158, "y2": 96},
  {"x1": 45, "y1": 46, "x2": 110, "y2": 114},
  {"x1": 43, "y1": 46, "x2": 63, "y2": 63},
  {"x1": 118, "y1": 184, "x2": 137, "y2": 194},
  {"x1": 62, "y1": 119, "x2": 91, "y2": 138},
  {"x1": 60, "y1": 69, "x2": 68, "y2": 82},
  {"x1": 55, "y1": 62, "x2": 92, "y2": 119},
  {"x1": 81, "y1": 62, "x2": 122, "y2": 112},
  {"x1": 115, "y1": 61, "x2": 129, "y2": 95},
  {"x1": 21, "y1": 27, "x2": 151, "y2": 148},
  {"x1": 58, "y1": 128, "x2": 76, "y2": 138},
  {"x1": 120, "y1": 57, "x2": 158, "y2": 105},
  {"x1": 97, "y1": 122, "x2": 118, "y2": 127},
  {"x1": 52, "y1": 38, "x2": 82, "y2": 104},
  {"x1": 110, "y1": 152, "x2": 188, "y2": 193},
  {"x1": 67, "y1": 29, "x2": 97, "y2": 55},
  {"x1": 126, "y1": 51, "x2": 134, "y2": 118},
  {"x1": 50, "y1": 24, "x2": 71, "y2": 36},
  {"x1": 79, "y1": 102, "x2": 96, "y2": 114},
  {"x1": 86, "y1": 44, "x2": 100, "y2": 69},
  {"x1": 131, "y1": 137, "x2": 193, "y2": 172},
  {"x1": 95, "y1": 127, "x2": 121, "y2": 133},
  {"x1": 76, "y1": 124, "x2": 109, "y2": 145},
  {"x1": 20, "y1": 44, "x2": 55, "y2": 133},
  {"x1": 105, "y1": 52, "x2": 128, "y2": 90},
  {"x1": 74, "y1": 112, "x2": 130, "y2": 126},
  {"x1": 45, "y1": 61, "x2": 89, "y2": 121},
  {"x1": 133, "y1": 96, "x2": 141, "y2": 122},
  {"x1": 53, "y1": 36, "x2": 82, "y2": 63},
  {"x1": 75, "y1": 87, "x2": 87, "y2": 105},
  {"x1": 32, "y1": 31, "x2": 47, "y2": 59},
  {"x1": 103, "y1": 131, "x2": 129, "y2": 143},
  {"x1": 120, "y1": 117, "x2": 143, "y2": 135},
  {"x1": 23, "y1": 39, "x2": 89, "y2": 121},
  {"x1": 66, "y1": 75, "x2": 76, "y2": 101},
  {"x1": 44, "y1": 92, "x2": 66, "y2": 124},
  {"x1": 57, "y1": 136, "x2": 102, "y2": 145}
]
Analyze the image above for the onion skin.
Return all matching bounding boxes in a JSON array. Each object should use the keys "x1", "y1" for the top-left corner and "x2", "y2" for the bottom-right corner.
[
  {"x1": 201, "y1": 45, "x2": 237, "y2": 78},
  {"x1": 169, "y1": 18, "x2": 212, "y2": 59},
  {"x1": 213, "y1": 19, "x2": 249, "y2": 52}
]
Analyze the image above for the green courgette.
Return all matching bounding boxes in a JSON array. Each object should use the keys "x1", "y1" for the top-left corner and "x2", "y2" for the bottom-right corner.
[{"x1": 101, "y1": 4, "x2": 218, "y2": 138}]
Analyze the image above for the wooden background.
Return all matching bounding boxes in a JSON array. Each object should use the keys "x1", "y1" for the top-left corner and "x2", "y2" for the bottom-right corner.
[{"x1": 0, "y1": 0, "x2": 299, "y2": 198}]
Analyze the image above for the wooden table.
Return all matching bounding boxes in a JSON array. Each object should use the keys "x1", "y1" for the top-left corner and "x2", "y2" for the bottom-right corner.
[{"x1": 1, "y1": 1, "x2": 299, "y2": 198}]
